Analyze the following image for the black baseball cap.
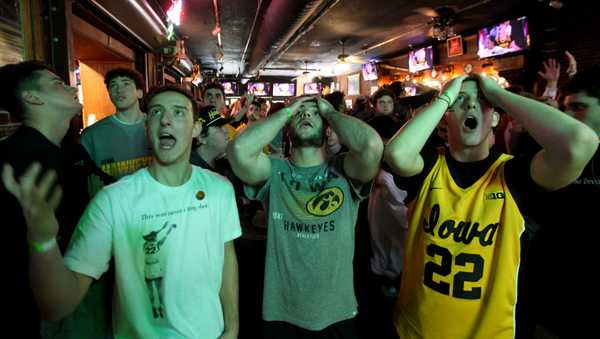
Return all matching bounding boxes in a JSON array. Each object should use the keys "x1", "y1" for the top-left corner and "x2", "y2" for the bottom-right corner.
[{"x1": 195, "y1": 105, "x2": 230, "y2": 128}]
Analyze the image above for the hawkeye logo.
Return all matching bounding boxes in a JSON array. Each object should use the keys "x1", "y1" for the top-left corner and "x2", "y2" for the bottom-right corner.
[{"x1": 306, "y1": 187, "x2": 344, "y2": 216}]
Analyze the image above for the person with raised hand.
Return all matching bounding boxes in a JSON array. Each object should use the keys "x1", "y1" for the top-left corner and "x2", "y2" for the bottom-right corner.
[
  {"x1": 384, "y1": 74, "x2": 598, "y2": 339},
  {"x1": 3, "y1": 85, "x2": 242, "y2": 339}
]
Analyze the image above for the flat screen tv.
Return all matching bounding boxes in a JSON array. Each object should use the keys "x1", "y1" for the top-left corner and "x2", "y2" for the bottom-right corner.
[
  {"x1": 477, "y1": 16, "x2": 530, "y2": 59},
  {"x1": 362, "y1": 62, "x2": 378, "y2": 80},
  {"x1": 303, "y1": 82, "x2": 321, "y2": 95},
  {"x1": 247, "y1": 82, "x2": 271, "y2": 96},
  {"x1": 272, "y1": 83, "x2": 296, "y2": 97},
  {"x1": 220, "y1": 81, "x2": 237, "y2": 95},
  {"x1": 409, "y1": 46, "x2": 433, "y2": 73}
]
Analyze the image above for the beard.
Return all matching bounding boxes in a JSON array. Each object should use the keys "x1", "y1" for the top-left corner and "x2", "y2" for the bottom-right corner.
[{"x1": 289, "y1": 126, "x2": 326, "y2": 148}]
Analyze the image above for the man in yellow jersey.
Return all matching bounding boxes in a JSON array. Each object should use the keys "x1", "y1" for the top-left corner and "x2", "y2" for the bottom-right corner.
[{"x1": 384, "y1": 74, "x2": 598, "y2": 339}]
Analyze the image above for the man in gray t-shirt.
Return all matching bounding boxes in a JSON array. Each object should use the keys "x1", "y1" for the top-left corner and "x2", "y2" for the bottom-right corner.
[
  {"x1": 80, "y1": 68, "x2": 152, "y2": 182},
  {"x1": 229, "y1": 96, "x2": 383, "y2": 338}
]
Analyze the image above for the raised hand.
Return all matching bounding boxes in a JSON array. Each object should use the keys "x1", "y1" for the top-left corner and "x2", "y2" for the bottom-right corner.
[
  {"x1": 565, "y1": 51, "x2": 577, "y2": 77},
  {"x1": 538, "y1": 58, "x2": 561, "y2": 83},
  {"x1": 2, "y1": 163, "x2": 61, "y2": 242}
]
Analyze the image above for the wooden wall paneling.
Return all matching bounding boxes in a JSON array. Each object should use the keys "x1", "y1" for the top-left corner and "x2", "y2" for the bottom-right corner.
[{"x1": 20, "y1": 0, "x2": 47, "y2": 62}]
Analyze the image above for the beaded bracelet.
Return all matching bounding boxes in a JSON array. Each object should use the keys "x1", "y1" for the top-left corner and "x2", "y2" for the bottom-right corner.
[{"x1": 435, "y1": 92, "x2": 453, "y2": 109}]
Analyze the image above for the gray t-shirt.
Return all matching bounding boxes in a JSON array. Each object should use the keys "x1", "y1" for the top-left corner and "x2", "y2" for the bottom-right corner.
[
  {"x1": 81, "y1": 115, "x2": 152, "y2": 179},
  {"x1": 245, "y1": 154, "x2": 370, "y2": 330}
]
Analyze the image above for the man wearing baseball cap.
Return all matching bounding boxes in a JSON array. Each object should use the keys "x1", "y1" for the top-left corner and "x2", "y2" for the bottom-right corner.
[{"x1": 191, "y1": 105, "x2": 231, "y2": 170}]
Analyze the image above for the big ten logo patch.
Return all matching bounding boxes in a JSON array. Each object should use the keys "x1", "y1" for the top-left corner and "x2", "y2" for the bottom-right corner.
[
  {"x1": 306, "y1": 187, "x2": 344, "y2": 216},
  {"x1": 485, "y1": 191, "x2": 505, "y2": 200}
]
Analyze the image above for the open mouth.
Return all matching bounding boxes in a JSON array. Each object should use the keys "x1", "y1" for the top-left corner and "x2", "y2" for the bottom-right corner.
[
  {"x1": 299, "y1": 120, "x2": 313, "y2": 128},
  {"x1": 158, "y1": 132, "x2": 177, "y2": 149},
  {"x1": 463, "y1": 116, "x2": 478, "y2": 130}
]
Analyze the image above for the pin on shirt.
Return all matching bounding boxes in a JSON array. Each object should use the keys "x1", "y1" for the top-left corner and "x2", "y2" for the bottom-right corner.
[{"x1": 196, "y1": 191, "x2": 205, "y2": 200}]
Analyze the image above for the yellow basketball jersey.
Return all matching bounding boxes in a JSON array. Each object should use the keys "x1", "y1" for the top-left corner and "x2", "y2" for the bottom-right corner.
[{"x1": 394, "y1": 149, "x2": 525, "y2": 339}]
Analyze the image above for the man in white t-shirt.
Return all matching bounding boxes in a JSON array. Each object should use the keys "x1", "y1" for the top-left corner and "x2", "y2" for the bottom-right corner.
[{"x1": 2, "y1": 85, "x2": 241, "y2": 339}]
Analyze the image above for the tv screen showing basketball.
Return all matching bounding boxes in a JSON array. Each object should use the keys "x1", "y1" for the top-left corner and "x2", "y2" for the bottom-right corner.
[
  {"x1": 477, "y1": 16, "x2": 530, "y2": 59},
  {"x1": 409, "y1": 46, "x2": 433, "y2": 73}
]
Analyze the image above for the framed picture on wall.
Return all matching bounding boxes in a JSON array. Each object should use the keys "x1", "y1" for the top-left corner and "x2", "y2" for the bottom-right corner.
[
  {"x1": 348, "y1": 73, "x2": 360, "y2": 95},
  {"x1": 447, "y1": 35, "x2": 464, "y2": 57}
]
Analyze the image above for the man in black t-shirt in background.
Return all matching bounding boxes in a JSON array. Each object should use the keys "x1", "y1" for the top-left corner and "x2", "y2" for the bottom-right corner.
[
  {"x1": 529, "y1": 66, "x2": 600, "y2": 337},
  {"x1": 0, "y1": 61, "x2": 86, "y2": 338}
]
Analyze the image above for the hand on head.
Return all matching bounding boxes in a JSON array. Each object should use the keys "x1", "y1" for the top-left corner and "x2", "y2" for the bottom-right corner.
[
  {"x1": 440, "y1": 75, "x2": 469, "y2": 103},
  {"x1": 315, "y1": 97, "x2": 336, "y2": 116},
  {"x1": 286, "y1": 96, "x2": 318, "y2": 118},
  {"x1": 470, "y1": 73, "x2": 504, "y2": 105}
]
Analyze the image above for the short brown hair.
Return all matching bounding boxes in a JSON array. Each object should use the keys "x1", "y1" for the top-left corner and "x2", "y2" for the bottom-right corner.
[
  {"x1": 104, "y1": 68, "x2": 145, "y2": 90},
  {"x1": 143, "y1": 85, "x2": 197, "y2": 113}
]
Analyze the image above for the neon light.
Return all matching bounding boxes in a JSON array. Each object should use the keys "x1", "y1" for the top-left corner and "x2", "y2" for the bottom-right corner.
[{"x1": 167, "y1": 0, "x2": 183, "y2": 26}]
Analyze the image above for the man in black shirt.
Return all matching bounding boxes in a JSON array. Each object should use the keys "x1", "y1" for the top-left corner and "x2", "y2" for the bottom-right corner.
[
  {"x1": 529, "y1": 66, "x2": 600, "y2": 337},
  {"x1": 0, "y1": 61, "x2": 85, "y2": 338}
]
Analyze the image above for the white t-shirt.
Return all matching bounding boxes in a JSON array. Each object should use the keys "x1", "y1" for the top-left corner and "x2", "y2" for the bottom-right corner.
[
  {"x1": 64, "y1": 166, "x2": 241, "y2": 339},
  {"x1": 367, "y1": 169, "x2": 408, "y2": 279}
]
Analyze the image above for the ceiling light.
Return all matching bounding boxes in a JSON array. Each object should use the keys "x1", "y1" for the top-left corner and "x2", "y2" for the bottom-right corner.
[
  {"x1": 167, "y1": 0, "x2": 183, "y2": 26},
  {"x1": 549, "y1": 0, "x2": 563, "y2": 8}
]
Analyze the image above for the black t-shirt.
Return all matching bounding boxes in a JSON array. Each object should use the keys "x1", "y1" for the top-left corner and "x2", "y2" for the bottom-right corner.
[
  {"x1": 0, "y1": 126, "x2": 61, "y2": 337},
  {"x1": 527, "y1": 148, "x2": 600, "y2": 335},
  {"x1": 0, "y1": 126, "x2": 92, "y2": 337}
]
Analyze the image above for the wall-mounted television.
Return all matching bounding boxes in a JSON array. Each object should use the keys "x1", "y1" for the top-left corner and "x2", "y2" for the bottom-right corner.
[
  {"x1": 362, "y1": 62, "x2": 378, "y2": 81},
  {"x1": 303, "y1": 82, "x2": 321, "y2": 95},
  {"x1": 272, "y1": 83, "x2": 296, "y2": 97},
  {"x1": 247, "y1": 82, "x2": 271, "y2": 96},
  {"x1": 409, "y1": 46, "x2": 433, "y2": 73},
  {"x1": 477, "y1": 16, "x2": 530, "y2": 59},
  {"x1": 220, "y1": 81, "x2": 238, "y2": 95}
]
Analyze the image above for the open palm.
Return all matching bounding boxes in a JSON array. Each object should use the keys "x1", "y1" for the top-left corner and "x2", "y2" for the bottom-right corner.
[{"x1": 2, "y1": 163, "x2": 61, "y2": 242}]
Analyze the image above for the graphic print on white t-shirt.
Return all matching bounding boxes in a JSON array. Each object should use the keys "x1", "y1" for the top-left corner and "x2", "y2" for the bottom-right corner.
[{"x1": 143, "y1": 221, "x2": 178, "y2": 319}]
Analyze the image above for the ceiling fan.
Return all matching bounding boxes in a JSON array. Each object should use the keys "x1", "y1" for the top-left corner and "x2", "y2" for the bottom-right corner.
[
  {"x1": 291, "y1": 60, "x2": 317, "y2": 81},
  {"x1": 414, "y1": 0, "x2": 491, "y2": 40},
  {"x1": 336, "y1": 39, "x2": 366, "y2": 64}
]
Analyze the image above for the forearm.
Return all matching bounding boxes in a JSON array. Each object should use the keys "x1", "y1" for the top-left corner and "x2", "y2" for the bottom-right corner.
[
  {"x1": 542, "y1": 80, "x2": 558, "y2": 99},
  {"x1": 230, "y1": 108, "x2": 289, "y2": 159},
  {"x1": 219, "y1": 242, "x2": 239, "y2": 336},
  {"x1": 29, "y1": 245, "x2": 87, "y2": 321},
  {"x1": 386, "y1": 99, "x2": 446, "y2": 161},
  {"x1": 324, "y1": 110, "x2": 382, "y2": 155},
  {"x1": 492, "y1": 89, "x2": 597, "y2": 160}
]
